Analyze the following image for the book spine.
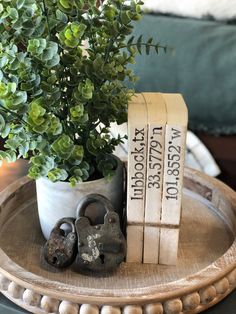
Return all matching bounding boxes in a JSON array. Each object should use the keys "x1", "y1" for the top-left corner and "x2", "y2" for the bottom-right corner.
[
  {"x1": 161, "y1": 124, "x2": 187, "y2": 225},
  {"x1": 126, "y1": 122, "x2": 148, "y2": 262},
  {"x1": 143, "y1": 225, "x2": 160, "y2": 264},
  {"x1": 145, "y1": 124, "x2": 165, "y2": 223},
  {"x1": 143, "y1": 124, "x2": 165, "y2": 264},
  {"x1": 159, "y1": 228, "x2": 180, "y2": 265},
  {"x1": 159, "y1": 124, "x2": 187, "y2": 265},
  {"x1": 126, "y1": 225, "x2": 144, "y2": 263}
]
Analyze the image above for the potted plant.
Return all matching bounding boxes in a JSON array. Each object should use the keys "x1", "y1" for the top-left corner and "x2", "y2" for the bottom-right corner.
[{"x1": 0, "y1": 0, "x2": 166, "y2": 239}]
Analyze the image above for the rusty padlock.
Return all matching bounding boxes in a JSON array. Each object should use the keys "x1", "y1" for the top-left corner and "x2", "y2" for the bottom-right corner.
[
  {"x1": 43, "y1": 217, "x2": 77, "y2": 268},
  {"x1": 75, "y1": 194, "x2": 126, "y2": 273}
]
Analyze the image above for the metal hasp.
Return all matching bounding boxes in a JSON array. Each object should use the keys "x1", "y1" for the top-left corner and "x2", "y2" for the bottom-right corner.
[
  {"x1": 43, "y1": 217, "x2": 77, "y2": 268},
  {"x1": 75, "y1": 194, "x2": 126, "y2": 274}
]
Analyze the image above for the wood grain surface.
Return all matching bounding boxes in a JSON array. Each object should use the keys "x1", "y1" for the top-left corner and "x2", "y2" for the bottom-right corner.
[{"x1": 0, "y1": 164, "x2": 235, "y2": 314}]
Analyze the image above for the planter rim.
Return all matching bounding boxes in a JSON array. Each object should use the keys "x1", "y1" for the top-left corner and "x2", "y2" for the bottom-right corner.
[
  {"x1": 37, "y1": 174, "x2": 109, "y2": 187},
  {"x1": 36, "y1": 155, "x2": 123, "y2": 188}
]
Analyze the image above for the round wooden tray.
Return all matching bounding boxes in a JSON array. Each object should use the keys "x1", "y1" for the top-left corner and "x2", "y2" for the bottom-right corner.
[{"x1": 0, "y1": 168, "x2": 236, "y2": 314}]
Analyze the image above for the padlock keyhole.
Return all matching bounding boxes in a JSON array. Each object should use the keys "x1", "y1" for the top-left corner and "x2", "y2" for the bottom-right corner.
[
  {"x1": 99, "y1": 254, "x2": 105, "y2": 264},
  {"x1": 52, "y1": 256, "x2": 58, "y2": 264}
]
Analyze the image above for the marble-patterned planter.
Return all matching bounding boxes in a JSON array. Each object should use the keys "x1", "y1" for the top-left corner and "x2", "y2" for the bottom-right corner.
[{"x1": 36, "y1": 156, "x2": 124, "y2": 239}]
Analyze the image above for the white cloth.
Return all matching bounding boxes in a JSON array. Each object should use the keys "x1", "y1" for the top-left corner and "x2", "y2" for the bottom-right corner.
[{"x1": 142, "y1": 0, "x2": 236, "y2": 21}]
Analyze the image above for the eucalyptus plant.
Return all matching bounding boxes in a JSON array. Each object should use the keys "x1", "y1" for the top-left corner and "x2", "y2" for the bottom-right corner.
[{"x1": 0, "y1": 0, "x2": 166, "y2": 185}]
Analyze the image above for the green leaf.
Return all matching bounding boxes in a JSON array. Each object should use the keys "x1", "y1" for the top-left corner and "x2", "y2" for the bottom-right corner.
[
  {"x1": 7, "y1": 151, "x2": 17, "y2": 163},
  {"x1": 0, "y1": 150, "x2": 17, "y2": 163},
  {"x1": 37, "y1": 137, "x2": 48, "y2": 153},
  {"x1": 97, "y1": 154, "x2": 117, "y2": 180},
  {"x1": 12, "y1": 92, "x2": 27, "y2": 108},
  {"x1": 42, "y1": 48, "x2": 54, "y2": 61},
  {"x1": 104, "y1": 7, "x2": 116, "y2": 20},
  {"x1": 56, "y1": 9, "x2": 68, "y2": 24},
  {"x1": 4, "y1": 139, "x2": 19, "y2": 150},
  {"x1": 120, "y1": 11, "x2": 131, "y2": 25},
  {"x1": 69, "y1": 145, "x2": 84, "y2": 165},
  {"x1": 77, "y1": 79, "x2": 94, "y2": 100},
  {"x1": 0, "y1": 55, "x2": 8, "y2": 68},
  {"x1": 70, "y1": 104, "x2": 84, "y2": 121},
  {"x1": 59, "y1": 22, "x2": 87, "y2": 48},
  {"x1": 11, "y1": 125, "x2": 23, "y2": 134},
  {"x1": 69, "y1": 176, "x2": 79, "y2": 187},
  {"x1": 28, "y1": 155, "x2": 55, "y2": 179},
  {"x1": 93, "y1": 55, "x2": 104, "y2": 72},
  {"x1": 1, "y1": 123, "x2": 10, "y2": 138},
  {"x1": 127, "y1": 36, "x2": 134, "y2": 46},
  {"x1": 0, "y1": 114, "x2": 5, "y2": 132},
  {"x1": 48, "y1": 168, "x2": 68, "y2": 182},
  {"x1": 86, "y1": 138, "x2": 97, "y2": 156},
  {"x1": 29, "y1": 140, "x2": 37, "y2": 150},
  {"x1": 137, "y1": 35, "x2": 142, "y2": 54},
  {"x1": 60, "y1": 0, "x2": 71, "y2": 9},
  {"x1": 9, "y1": 8, "x2": 19, "y2": 23},
  {"x1": 19, "y1": 142, "x2": 29, "y2": 157},
  {"x1": 27, "y1": 98, "x2": 50, "y2": 134},
  {"x1": 51, "y1": 135, "x2": 74, "y2": 160},
  {"x1": 48, "y1": 116, "x2": 62, "y2": 136},
  {"x1": 46, "y1": 54, "x2": 60, "y2": 68},
  {"x1": 146, "y1": 37, "x2": 153, "y2": 55},
  {"x1": 21, "y1": 82, "x2": 34, "y2": 91},
  {"x1": 16, "y1": 0, "x2": 25, "y2": 10},
  {"x1": 127, "y1": 36, "x2": 134, "y2": 52}
]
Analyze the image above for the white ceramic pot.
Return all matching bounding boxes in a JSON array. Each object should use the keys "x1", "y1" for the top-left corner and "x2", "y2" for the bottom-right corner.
[{"x1": 36, "y1": 157, "x2": 124, "y2": 239}]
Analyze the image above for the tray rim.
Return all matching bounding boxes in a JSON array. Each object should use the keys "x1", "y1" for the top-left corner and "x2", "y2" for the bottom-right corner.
[{"x1": 0, "y1": 168, "x2": 236, "y2": 312}]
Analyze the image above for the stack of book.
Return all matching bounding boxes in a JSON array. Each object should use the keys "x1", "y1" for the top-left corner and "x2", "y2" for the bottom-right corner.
[{"x1": 126, "y1": 93, "x2": 188, "y2": 265}]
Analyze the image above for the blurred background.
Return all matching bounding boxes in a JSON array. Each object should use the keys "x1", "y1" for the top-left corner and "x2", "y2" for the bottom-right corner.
[{"x1": 129, "y1": 0, "x2": 236, "y2": 190}]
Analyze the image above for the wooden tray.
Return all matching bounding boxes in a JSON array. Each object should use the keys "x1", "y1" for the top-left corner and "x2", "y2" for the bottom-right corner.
[{"x1": 0, "y1": 168, "x2": 236, "y2": 314}]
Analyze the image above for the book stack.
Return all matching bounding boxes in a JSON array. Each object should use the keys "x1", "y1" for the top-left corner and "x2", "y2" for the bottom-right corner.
[
  {"x1": 126, "y1": 94, "x2": 148, "y2": 263},
  {"x1": 126, "y1": 93, "x2": 188, "y2": 265}
]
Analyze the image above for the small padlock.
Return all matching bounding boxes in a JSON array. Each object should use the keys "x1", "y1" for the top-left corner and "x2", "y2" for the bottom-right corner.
[
  {"x1": 75, "y1": 194, "x2": 126, "y2": 273},
  {"x1": 44, "y1": 217, "x2": 77, "y2": 268}
]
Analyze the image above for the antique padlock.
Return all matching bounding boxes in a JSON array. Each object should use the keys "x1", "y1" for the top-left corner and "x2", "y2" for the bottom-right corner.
[
  {"x1": 75, "y1": 194, "x2": 126, "y2": 273},
  {"x1": 44, "y1": 217, "x2": 77, "y2": 268}
]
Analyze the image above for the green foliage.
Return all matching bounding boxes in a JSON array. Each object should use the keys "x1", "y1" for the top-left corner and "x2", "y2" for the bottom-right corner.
[
  {"x1": 76, "y1": 79, "x2": 94, "y2": 100},
  {"x1": 97, "y1": 153, "x2": 118, "y2": 180},
  {"x1": 51, "y1": 134, "x2": 75, "y2": 160},
  {"x1": 28, "y1": 155, "x2": 55, "y2": 179},
  {"x1": 0, "y1": 0, "x2": 167, "y2": 184},
  {"x1": 48, "y1": 168, "x2": 68, "y2": 182},
  {"x1": 27, "y1": 39, "x2": 60, "y2": 68},
  {"x1": 27, "y1": 98, "x2": 50, "y2": 133},
  {"x1": 59, "y1": 22, "x2": 87, "y2": 48}
]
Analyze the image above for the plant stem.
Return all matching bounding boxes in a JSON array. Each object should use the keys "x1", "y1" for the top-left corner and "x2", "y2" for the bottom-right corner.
[
  {"x1": 104, "y1": 38, "x2": 116, "y2": 63},
  {"x1": 116, "y1": 42, "x2": 169, "y2": 53},
  {"x1": 103, "y1": 2, "x2": 123, "y2": 64},
  {"x1": 0, "y1": 105, "x2": 29, "y2": 127},
  {"x1": 42, "y1": 0, "x2": 51, "y2": 39}
]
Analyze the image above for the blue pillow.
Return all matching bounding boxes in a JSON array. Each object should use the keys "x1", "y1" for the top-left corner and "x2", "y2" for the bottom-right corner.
[{"x1": 132, "y1": 14, "x2": 236, "y2": 135}]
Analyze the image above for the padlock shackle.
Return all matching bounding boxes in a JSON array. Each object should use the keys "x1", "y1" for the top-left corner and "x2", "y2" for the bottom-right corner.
[
  {"x1": 76, "y1": 194, "x2": 114, "y2": 218},
  {"x1": 55, "y1": 217, "x2": 76, "y2": 233}
]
